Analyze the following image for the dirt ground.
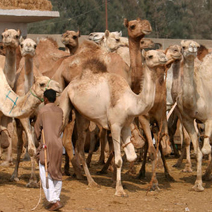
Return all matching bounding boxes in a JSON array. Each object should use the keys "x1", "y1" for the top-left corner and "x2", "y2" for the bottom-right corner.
[{"x1": 0, "y1": 151, "x2": 212, "y2": 212}]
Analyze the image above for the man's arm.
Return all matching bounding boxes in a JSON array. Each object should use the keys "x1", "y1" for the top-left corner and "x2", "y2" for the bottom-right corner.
[{"x1": 34, "y1": 112, "x2": 42, "y2": 140}]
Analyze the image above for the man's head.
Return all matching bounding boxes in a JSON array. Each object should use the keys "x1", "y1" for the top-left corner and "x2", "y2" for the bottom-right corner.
[{"x1": 44, "y1": 89, "x2": 56, "y2": 104}]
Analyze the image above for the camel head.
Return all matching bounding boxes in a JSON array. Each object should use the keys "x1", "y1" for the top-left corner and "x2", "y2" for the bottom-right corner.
[
  {"x1": 140, "y1": 38, "x2": 154, "y2": 49},
  {"x1": 61, "y1": 30, "x2": 80, "y2": 49},
  {"x1": 20, "y1": 38, "x2": 37, "y2": 58},
  {"x1": 165, "y1": 45, "x2": 182, "y2": 65},
  {"x1": 99, "y1": 30, "x2": 127, "y2": 52},
  {"x1": 142, "y1": 49, "x2": 167, "y2": 68},
  {"x1": 124, "y1": 18, "x2": 152, "y2": 39},
  {"x1": 1, "y1": 29, "x2": 21, "y2": 49},
  {"x1": 181, "y1": 40, "x2": 200, "y2": 60},
  {"x1": 31, "y1": 76, "x2": 62, "y2": 100}
]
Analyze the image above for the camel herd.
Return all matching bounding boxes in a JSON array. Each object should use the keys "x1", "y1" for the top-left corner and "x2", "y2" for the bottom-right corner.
[{"x1": 0, "y1": 17, "x2": 212, "y2": 197}]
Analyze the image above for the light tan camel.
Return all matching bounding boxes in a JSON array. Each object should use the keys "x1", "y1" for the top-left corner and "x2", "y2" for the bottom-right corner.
[
  {"x1": 59, "y1": 46, "x2": 167, "y2": 197},
  {"x1": 61, "y1": 30, "x2": 80, "y2": 55},
  {"x1": 10, "y1": 38, "x2": 41, "y2": 186},
  {"x1": 171, "y1": 40, "x2": 212, "y2": 192},
  {"x1": 0, "y1": 66, "x2": 61, "y2": 118},
  {"x1": 1, "y1": 29, "x2": 22, "y2": 165},
  {"x1": 88, "y1": 31, "x2": 122, "y2": 44}
]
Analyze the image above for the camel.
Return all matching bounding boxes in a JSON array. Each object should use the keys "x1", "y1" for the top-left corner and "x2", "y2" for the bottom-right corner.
[
  {"x1": 61, "y1": 30, "x2": 80, "y2": 55},
  {"x1": 59, "y1": 38, "x2": 168, "y2": 197},
  {"x1": 88, "y1": 31, "x2": 122, "y2": 44},
  {"x1": 1, "y1": 29, "x2": 22, "y2": 165},
  {"x1": 33, "y1": 37, "x2": 69, "y2": 78},
  {"x1": 170, "y1": 39, "x2": 212, "y2": 191},
  {"x1": 0, "y1": 65, "x2": 61, "y2": 118},
  {"x1": 10, "y1": 38, "x2": 42, "y2": 186},
  {"x1": 135, "y1": 46, "x2": 182, "y2": 186}
]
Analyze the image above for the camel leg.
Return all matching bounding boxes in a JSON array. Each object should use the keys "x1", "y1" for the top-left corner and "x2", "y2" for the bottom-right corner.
[
  {"x1": 181, "y1": 116, "x2": 204, "y2": 191},
  {"x1": 159, "y1": 142, "x2": 175, "y2": 181},
  {"x1": 202, "y1": 152, "x2": 212, "y2": 181},
  {"x1": 168, "y1": 109, "x2": 180, "y2": 157},
  {"x1": 111, "y1": 124, "x2": 126, "y2": 197},
  {"x1": 201, "y1": 120, "x2": 212, "y2": 155},
  {"x1": 182, "y1": 127, "x2": 192, "y2": 173},
  {"x1": 139, "y1": 116, "x2": 156, "y2": 160},
  {"x1": 75, "y1": 112, "x2": 98, "y2": 187},
  {"x1": 138, "y1": 142, "x2": 148, "y2": 179},
  {"x1": 1, "y1": 116, "x2": 13, "y2": 166},
  {"x1": 98, "y1": 128, "x2": 107, "y2": 164},
  {"x1": 62, "y1": 119, "x2": 84, "y2": 179},
  {"x1": 10, "y1": 120, "x2": 24, "y2": 182},
  {"x1": 86, "y1": 124, "x2": 100, "y2": 167}
]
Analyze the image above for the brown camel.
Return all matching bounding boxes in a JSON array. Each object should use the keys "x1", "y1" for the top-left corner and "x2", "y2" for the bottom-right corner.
[{"x1": 61, "y1": 30, "x2": 80, "y2": 55}]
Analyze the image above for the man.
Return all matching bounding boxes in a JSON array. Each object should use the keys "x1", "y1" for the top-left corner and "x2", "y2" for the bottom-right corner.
[{"x1": 34, "y1": 89, "x2": 63, "y2": 211}]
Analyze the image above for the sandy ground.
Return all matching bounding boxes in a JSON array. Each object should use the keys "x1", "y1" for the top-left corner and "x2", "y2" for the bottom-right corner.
[{"x1": 0, "y1": 152, "x2": 212, "y2": 212}]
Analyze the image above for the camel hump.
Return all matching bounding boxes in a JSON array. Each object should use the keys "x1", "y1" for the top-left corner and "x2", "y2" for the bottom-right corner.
[{"x1": 82, "y1": 58, "x2": 108, "y2": 74}]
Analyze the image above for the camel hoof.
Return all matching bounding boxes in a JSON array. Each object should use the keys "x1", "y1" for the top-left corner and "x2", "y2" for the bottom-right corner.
[
  {"x1": 10, "y1": 176, "x2": 19, "y2": 182},
  {"x1": 148, "y1": 146, "x2": 156, "y2": 161},
  {"x1": 115, "y1": 191, "x2": 128, "y2": 197},
  {"x1": 191, "y1": 184, "x2": 204, "y2": 192},
  {"x1": 88, "y1": 181, "x2": 100, "y2": 188},
  {"x1": 165, "y1": 173, "x2": 175, "y2": 182},
  {"x1": 182, "y1": 168, "x2": 193, "y2": 173},
  {"x1": 173, "y1": 163, "x2": 181, "y2": 168},
  {"x1": 26, "y1": 181, "x2": 39, "y2": 188}
]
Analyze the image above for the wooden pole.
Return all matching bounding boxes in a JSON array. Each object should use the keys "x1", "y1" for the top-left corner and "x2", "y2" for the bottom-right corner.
[
  {"x1": 42, "y1": 129, "x2": 49, "y2": 189},
  {"x1": 105, "y1": 0, "x2": 108, "y2": 30}
]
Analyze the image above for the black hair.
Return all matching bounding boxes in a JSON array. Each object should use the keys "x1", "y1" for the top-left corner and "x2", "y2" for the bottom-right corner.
[{"x1": 44, "y1": 89, "x2": 56, "y2": 103}]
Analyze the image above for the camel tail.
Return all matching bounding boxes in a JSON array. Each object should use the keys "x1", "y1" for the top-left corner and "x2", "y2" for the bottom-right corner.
[{"x1": 59, "y1": 86, "x2": 73, "y2": 131}]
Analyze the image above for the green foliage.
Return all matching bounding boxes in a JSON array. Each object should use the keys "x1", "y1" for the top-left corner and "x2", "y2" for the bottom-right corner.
[{"x1": 27, "y1": 0, "x2": 212, "y2": 39}]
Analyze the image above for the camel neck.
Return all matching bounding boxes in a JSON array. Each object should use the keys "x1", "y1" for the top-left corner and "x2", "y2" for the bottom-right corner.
[
  {"x1": 171, "y1": 60, "x2": 182, "y2": 102},
  {"x1": 4, "y1": 48, "x2": 16, "y2": 88},
  {"x1": 128, "y1": 36, "x2": 144, "y2": 94},
  {"x1": 181, "y1": 58, "x2": 196, "y2": 108},
  {"x1": 24, "y1": 57, "x2": 34, "y2": 93},
  {"x1": 133, "y1": 63, "x2": 156, "y2": 116}
]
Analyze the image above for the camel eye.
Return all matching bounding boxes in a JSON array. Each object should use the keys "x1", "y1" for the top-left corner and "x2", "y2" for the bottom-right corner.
[
  {"x1": 15, "y1": 35, "x2": 19, "y2": 39},
  {"x1": 73, "y1": 36, "x2": 77, "y2": 39},
  {"x1": 148, "y1": 55, "x2": 153, "y2": 59},
  {"x1": 34, "y1": 45, "x2": 37, "y2": 49},
  {"x1": 130, "y1": 25, "x2": 135, "y2": 30},
  {"x1": 141, "y1": 41, "x2": 144, "y2": 44},
  {"x1": 20, "y1": 44, "x2": 23, "y2": 48},
  {"x1": 40, "y1": 83, "x2": 45, "y2": 87},
  {"x1": 115, "y1": 39, "x2": 120, "y2": 42}
]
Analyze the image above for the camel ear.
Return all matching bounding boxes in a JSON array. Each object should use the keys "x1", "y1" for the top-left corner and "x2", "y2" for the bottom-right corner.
[
  {"x1": 17, "y1": 29, "x2": 21, "y2": 36},
  {"x1": 124, "y1": 18, "x2": 128, "y2": 27},
  {"x1": 137, "y1": 18, "x2": 142, "y2": 22},
  {"x1": 105, "y1": 30, "x2": 110, "y2": 38},
  {"x1": 19, "y1": 36, "x2": 24, "y2": 44},
  {"x1": 3, "y1": 28, "x2": 8, "y2": 32},
  {"x1": 119, "y1": 31, "x2": 122, "y2": 37},
  {"x1": 142, "y1": 49, "x2": 146, "y2": 58},
  {"x1": 181, "y1": 40, "x2": 185, "y2": 46},
  {"x1": 77, "y1": 30, "x2": 80, "y2": 37}
]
